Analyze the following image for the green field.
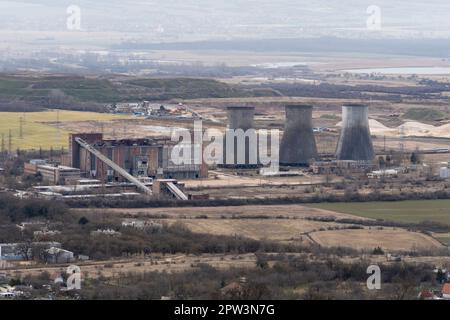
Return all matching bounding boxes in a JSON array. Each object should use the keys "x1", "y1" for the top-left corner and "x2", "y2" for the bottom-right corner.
[
  {"x1": 435, "y1": 237, "x2": 450, "y2": 246},
  {"x1": 308, "y1": 200, "x2": 450, "y2": 225},
  {"x1": 0, "y1": 110, "x2": 131, "y2": 150}
]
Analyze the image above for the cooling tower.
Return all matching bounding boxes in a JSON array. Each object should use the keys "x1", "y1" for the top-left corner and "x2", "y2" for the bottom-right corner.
[
  {"x1": 279, "y1": 105, "x2": 318, "y2": 166},
  {"x1": 224, "y1": 106, "x2": 257, "y2": 167},
  {"x1": 227, "y1": 106, "x2": 255, "y2": 130},
  {"x1": 335, "y1": 104, "x2": 375, "y2": 161}
]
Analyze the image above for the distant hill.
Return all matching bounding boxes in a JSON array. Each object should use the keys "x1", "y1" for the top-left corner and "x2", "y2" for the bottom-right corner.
[{"x1": 0, "y1": 74, "x2": 269, "y2": 112}]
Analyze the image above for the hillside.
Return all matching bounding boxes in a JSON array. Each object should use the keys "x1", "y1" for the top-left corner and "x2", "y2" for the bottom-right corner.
[{"x1": 0, "y1": 74, "x2": 260, "y2": 112}]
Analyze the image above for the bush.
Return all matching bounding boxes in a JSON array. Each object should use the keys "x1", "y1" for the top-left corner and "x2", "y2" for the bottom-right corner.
[{"x1": 372, "y1": 247, "x2": 385, "y2": 255}]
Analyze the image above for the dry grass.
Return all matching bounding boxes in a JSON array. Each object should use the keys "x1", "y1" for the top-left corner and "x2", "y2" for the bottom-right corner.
[
  {"x1": 309, "y1": 228, "x2": 443, "y2": 251},
  {"x1": 173, "y1": 219, "x2": 341, "y2": 243},
  {"x1": 77, "y1": 204, "x2": 368, "y2": 220},
  {"x1": 0, "y1": 110, "x2": 132, "y2": 150}
]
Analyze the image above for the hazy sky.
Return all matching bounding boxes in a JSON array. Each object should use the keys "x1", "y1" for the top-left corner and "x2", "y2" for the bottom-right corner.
[{"x1": 1, "y1": 0, "x2": 450, "y2": 45}]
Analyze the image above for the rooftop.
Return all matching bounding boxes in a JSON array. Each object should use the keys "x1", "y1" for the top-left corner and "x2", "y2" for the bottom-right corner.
[
  {"x1": 442, "y1": 283, "x2": 450, "y2": 295},
  {"x1": 227, "y1": 106, "x2": 255, "y2": 110}
]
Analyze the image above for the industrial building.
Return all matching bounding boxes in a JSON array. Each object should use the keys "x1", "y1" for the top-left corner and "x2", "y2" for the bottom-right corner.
[
  {"x1": 335, "y1": 104, "x2": 375, "y2": 161},
  {"x1": 67, "y1": 133, "x2": 208, "y2": 182},
  {"x1": 311, "y1": 160, "x2": 375, "y2": 175},
  {"x1": 440, "y1": 166, "x2": 450, "y2": 179},
  {"x1": 24, "y1": 162, "x2": 80, "y2": 185},
  {"x1": 280, "y1": 105, "x2": 318, "y2": 166}
]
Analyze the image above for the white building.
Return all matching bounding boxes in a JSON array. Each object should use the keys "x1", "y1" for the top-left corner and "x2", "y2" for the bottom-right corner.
[
  {"x1": 45, "y1": 247, "x2": 74, "y2": 264},
  {"x1": 440, "y1": 167, "x2": 450, "y2": 179}
]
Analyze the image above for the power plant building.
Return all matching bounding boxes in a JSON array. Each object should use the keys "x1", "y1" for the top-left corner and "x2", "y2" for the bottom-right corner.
[{"x1": 68, "y1": 133, "x2": 208, "y2": 181}]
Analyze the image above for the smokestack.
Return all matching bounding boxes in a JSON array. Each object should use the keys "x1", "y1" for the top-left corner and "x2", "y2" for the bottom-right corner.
[
  {"x1": 224, "y1": 106, "x2": 257, "y2": 167},
  {"x1": 336, "y1": 104, "x2": 375, "y2": 161},
  {"x1": 280, "y1": 105, "x2": 318, "y2": 165}
]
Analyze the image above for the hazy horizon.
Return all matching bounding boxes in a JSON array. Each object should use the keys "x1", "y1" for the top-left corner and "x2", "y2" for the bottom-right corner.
[{"x1": 1, "y1": 0, "x2": 450, "y2": 46}]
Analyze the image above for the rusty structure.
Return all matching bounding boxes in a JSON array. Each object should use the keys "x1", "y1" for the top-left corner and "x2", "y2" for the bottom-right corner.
[{"x1": 67, "y1": 133, "x2": 208, "y2": 181}]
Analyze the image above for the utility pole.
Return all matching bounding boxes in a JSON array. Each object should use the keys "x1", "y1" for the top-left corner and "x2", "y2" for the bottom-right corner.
[
  {"x1": 8, "y1": 129, "x2": 12, "y2": 154},
  {"x1": 56, "y1": 110, "x2": 61, "y2": 146},
  {"x1": 19, "y1": 116, "x2": 23, "y2": 139},
  {"x1": 399, "y1": 126, "x2": 405, "y2": 166}
]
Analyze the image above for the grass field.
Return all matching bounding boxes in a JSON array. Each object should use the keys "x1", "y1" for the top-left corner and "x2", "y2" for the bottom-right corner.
[
  {"x1": 0, "y1": 110, "x2": 131, "y2": 150},
  {"x1": 308, "y1": 200, "x2": 450, "y2": 225},
  {"x1": 309, "y1": 228, "x2": 442, "y2": 251},
  {"x1": 435, "y1": 237, "x2": 450, "y2": 246}
]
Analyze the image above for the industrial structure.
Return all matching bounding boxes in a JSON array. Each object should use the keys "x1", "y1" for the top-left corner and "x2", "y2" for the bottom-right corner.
[
  {"x1": 24, "y1": 160, "x2": 80, "y2": 185},
  {"x1": 74, "y1": 137, "x2": 154, "y2": 196},
  {"x1": 227, "y1": 105, "x2": 255, "y2": 131},
  {"x1": 280, "y1": 105, "x2": 318, "y2": 166},
  {"x1": 335, "y1": 104, "x2": 375, "y2": 161},
  {"x1": 67, "y1": 133, "x2": 208, "y2": 182},
  {"x1": 223, "y1": 106, "x2": 258, "y2": 167},
  {"x1": 58, "y1": 133, "x2": 206, "y2": 200}
]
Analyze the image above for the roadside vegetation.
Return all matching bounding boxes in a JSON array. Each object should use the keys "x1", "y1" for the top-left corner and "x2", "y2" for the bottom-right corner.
[{"x1": 12, "y1": 253, "x2": 438, "y2": 300}]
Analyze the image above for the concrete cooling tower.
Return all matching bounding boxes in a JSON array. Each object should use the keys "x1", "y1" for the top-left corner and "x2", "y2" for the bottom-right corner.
[
  {"x1": 335, "y1": 104, "x2": 375, "y2": 161},
  {"x1": 227, "y1": 106, "x2": 255, "y2": 130},
  {"x1": 279, "y1": 105, "x2": 318, "y2": 166},
  {"x1": 224, "y1": 106, "x2": 257, "y2": 167}
]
